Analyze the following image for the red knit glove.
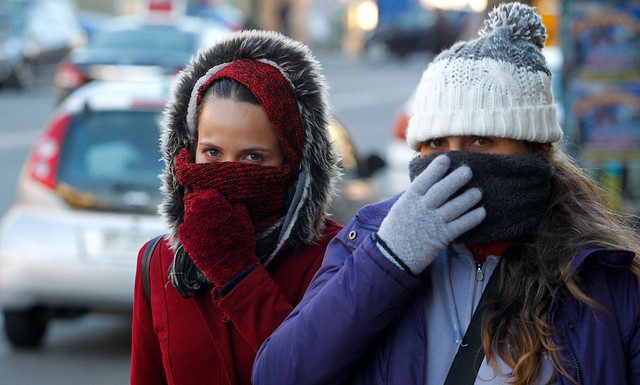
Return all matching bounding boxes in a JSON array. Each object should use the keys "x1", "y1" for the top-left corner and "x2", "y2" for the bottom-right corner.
[{"x1": 177, "y1": 189, "x2": 259, "y2": 289}]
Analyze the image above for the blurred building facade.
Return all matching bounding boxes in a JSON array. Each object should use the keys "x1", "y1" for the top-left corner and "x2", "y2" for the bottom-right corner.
[{"x1": 559, "y1": 0, "x2": 640, "y2": 214}]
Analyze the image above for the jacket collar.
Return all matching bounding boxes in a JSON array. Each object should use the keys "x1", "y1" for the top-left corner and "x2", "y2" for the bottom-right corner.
[{"x1": 572, "y1": 248, "x2": 635, "y2": 273}]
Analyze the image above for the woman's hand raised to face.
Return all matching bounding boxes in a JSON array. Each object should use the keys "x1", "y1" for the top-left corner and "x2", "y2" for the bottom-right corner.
[
  {"x1": 377, "y1": 155, "x2": 486, "y2": 275},
  {"x1": 177, "y1": 189, "x2": 259, "y2": 289}
]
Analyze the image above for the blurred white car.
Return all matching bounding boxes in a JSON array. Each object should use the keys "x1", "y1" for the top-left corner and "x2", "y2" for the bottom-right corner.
[
  {"x1": 384, "y1": 46, "x2": 564, "y2": 196},
  {"x1": 0, "y1": 79, "x2": 384, "y2": 348},
  {"x1": 0, "y1": 81, "x2": 169, "y2": 347}
]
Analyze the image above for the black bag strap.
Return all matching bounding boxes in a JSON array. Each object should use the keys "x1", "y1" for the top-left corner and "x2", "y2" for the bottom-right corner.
[
  {"x1": 444, "y1": 259, "x2": 502, "y2": 385},
  {"x1": 141, "y1": 235, "x2": 164, "y2": 306}
]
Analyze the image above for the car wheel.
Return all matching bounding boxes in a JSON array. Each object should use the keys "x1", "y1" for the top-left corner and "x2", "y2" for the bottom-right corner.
[
  {"x1": 7, "y1": 60, "x2": 36, "y2": 90},
  {"x1": 3, "y1": 307, "x2": 48, "y2": 348}
]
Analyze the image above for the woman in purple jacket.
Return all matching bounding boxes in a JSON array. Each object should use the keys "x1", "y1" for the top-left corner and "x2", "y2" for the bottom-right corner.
[{"x1": 253, "y1": 3, "x2": 640, "y2": 385}]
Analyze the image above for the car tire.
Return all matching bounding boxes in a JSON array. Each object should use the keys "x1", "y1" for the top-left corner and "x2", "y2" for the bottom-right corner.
[
  {"x1": 3, "y1": 307, "x2": 48, "y2": 348},
  {"x1": 7, "y1": 60, "x2": 35, "y2": 90}
]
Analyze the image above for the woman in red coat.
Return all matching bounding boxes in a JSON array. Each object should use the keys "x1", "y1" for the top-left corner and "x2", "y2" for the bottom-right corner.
[{"x1": 130, "y1": 30, "x2": 341, "y2": 385}]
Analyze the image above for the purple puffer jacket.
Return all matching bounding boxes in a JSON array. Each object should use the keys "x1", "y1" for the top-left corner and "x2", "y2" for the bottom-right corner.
[{"x1": 253, "y1": 197, "x2": 640, "y2": 385}]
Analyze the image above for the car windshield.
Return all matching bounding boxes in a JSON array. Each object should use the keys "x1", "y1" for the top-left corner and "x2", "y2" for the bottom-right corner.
[
  {"x1": 57, "y1": 110, "x2": 164, "y2": 214},
  {"x1": 91, "y1": 27, "x2": 197, "y2": 55}
]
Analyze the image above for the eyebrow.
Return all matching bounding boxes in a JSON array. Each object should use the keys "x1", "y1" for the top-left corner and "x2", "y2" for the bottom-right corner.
[
  {"x1": 241, "y1": 147, "x2": 273, "y2": 154},
  {"x1": 197, "y1": 141, "x2": 273, "y2": 153}
]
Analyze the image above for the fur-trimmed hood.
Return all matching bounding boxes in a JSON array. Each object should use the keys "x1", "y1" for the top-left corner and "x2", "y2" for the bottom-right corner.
[{"x1": 159, "y1": 30, "x2": 339, "y2": 257}]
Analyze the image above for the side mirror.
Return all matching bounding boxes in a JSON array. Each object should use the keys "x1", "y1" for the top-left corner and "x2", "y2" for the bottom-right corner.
[{"x1": 359, "y1": 154, "x2": 386, "y2": 178}]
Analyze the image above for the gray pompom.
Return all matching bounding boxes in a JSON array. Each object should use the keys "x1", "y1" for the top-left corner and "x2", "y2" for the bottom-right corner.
[{"x1": 479, "y1": 2, "x2": 547, "y2": 49}]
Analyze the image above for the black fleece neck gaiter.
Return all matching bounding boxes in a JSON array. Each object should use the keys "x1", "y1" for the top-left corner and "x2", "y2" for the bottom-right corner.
[{"x1": 409, "y1": 151, "x2": 554, "y2": 244}]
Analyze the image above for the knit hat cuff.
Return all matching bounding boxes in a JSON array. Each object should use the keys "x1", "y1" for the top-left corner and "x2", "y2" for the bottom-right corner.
[{"x1": 406, "y1": 104, "x2": 562, "y2": 150}]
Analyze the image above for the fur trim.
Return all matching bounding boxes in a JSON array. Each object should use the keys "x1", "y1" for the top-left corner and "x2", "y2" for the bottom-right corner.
[{"x1": 158, "y1": 30, "x2": 339, "y2": 254}]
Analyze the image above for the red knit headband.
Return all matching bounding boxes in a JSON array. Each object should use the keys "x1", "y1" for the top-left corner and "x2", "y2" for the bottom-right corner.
[{"x1": 196, "y1": 60, "x2": 305, "y2": 168}]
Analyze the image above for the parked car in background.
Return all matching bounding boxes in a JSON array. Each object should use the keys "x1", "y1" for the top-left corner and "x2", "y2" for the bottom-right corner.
[
  {"x1": 186, "y1": 1, "x2": 246, "y2": 31},
  {"x1": 364, "y1": 7, "x2": 475, "y2": 61},
  {"x1": 53, "y1": 15, "x2": 229, "y2": 103},
  {"x1": 384, "y1": 87, "x2": 418, "y2": 196},
  {"x1": 0, "y1": 79, "x2": 384, "y2": 348},
  {"x1": 75, "y1": 10, "x2": 114, "y2": 42},
  {"x1": 0, "y1": 80, "x2": 168, "y2": 348},
  {"x1": 329, "y1": 111, "x2": 386, "y2": 224},
  {"x1": 384, "y1": 46, "x2": 565, "y2": 197},
  {"x1": 0, "y1": 0, "x2": 86, "y2": 89}
]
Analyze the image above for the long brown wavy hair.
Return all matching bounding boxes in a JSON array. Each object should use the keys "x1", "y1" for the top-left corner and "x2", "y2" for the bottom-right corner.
[{"x1": 481, "y1": 146, "x2": 640, "y2": 384}]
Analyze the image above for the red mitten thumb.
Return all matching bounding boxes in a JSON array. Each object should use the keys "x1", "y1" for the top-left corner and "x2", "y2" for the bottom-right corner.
[{"x1": 177, "y1": 189, "x2": 258, "y2": 289}]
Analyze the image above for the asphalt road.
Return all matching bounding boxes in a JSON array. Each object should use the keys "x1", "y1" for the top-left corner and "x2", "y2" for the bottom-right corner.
[{"x1": 0, "y1": 51, "x2": 426, "y2": 384}]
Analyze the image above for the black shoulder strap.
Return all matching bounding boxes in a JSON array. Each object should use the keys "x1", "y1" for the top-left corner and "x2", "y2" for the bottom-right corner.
[
  {"x1": 141, "y1": 235, "x2": 164, "y2": 306},
  {"x1": 444, "y1": 259, "x2": 502, "y2": 385}
]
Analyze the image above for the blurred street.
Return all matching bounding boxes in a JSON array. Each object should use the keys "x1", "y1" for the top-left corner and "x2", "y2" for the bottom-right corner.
[{"x1": 0, "y1": 50, "x2": 426, "y2": 384}]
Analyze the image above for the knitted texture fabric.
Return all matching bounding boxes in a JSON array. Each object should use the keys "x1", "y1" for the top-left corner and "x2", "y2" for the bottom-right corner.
[
  {"x1": 377, "y1": 155, "x2": 486, "y2": 275},
  {"x1": 175, "y1": 148, "x2": 292, "y2": 231},
  {"x1": 177, "y1": 189, "x2": 258, "y2": 289},
  {"x1": 187, "y1": 59, "x2": 304, "y2": 170},
  {"x1": 409, "y1": 151, "x2": 553, "y2": 244},
  {"x1": 406, "y1": 2, "x2": 563, "y2": 150}
]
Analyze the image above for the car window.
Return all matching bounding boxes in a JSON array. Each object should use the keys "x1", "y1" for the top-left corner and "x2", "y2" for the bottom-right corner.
[
  {"x1": 328, "y1": 118, "x2": 359, "y2": 179},
  {"x1": 92, "y1": 27, "x2": 197, "y2": 55},
  {"x1": 57, "y1": 110, "x2": 164, "y2": 214}
]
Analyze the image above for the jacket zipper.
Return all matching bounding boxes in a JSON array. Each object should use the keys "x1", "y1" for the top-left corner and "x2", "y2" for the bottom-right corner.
[
  {"x1": 559, "y1": 320, "x2": 582, "y2": 384},
  {"x1": 470, "y1": 260, "x2": 484, "y2": 323},
  {"x1": 475, "y1": 261, "x2": 484, "y2": 281}
]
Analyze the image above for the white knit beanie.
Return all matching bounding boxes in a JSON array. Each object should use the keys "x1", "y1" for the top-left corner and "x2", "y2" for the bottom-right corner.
[{"x1": 406, "y1": 2, "x2": 563, "y2": 150}]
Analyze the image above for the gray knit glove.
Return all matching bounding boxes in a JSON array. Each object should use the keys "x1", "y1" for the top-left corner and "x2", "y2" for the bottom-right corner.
[{"x1": 377, "y1": 154, "x2": 486, "y2": 275}]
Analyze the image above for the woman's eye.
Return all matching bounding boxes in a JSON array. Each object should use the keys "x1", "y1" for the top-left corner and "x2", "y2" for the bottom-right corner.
[
  {"x1": 243, "y1": 153, "x2": 264, "y2": 162},
  {"x1": 205, "y1": 149, "x2": 222, "y2": 158},
  {"x1": 429, "y1": 138, "x2": 445, "y2": 147},
  {"x1": 473, "y1": 137, "x2": 491, "y2": 146}
]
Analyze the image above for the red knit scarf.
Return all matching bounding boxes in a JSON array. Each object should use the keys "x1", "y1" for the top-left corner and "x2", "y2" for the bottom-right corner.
[{"x1": 176, "y1": 148, "x2": 293, "y2": 231}]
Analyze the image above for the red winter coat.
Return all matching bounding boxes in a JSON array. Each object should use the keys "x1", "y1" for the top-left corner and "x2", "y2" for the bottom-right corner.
[{"x1": 130, "y1": 219, "x2": 341, "y2": 385}]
